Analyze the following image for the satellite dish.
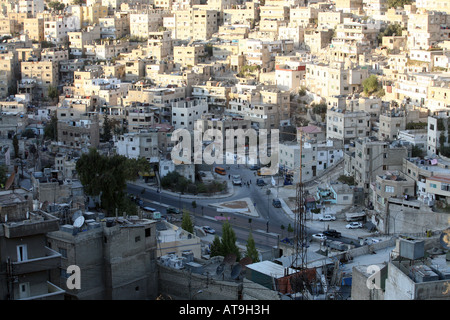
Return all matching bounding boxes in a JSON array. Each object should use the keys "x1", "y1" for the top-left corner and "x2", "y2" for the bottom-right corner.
[
  {"x1": 73, "y1": 216, "x2": 85, "y2": 228},
  {"x1": 223, "y1": 253, "x2": 237, "y2": 265},
  {"x1": 216, "y1": 263, "x2": 225, "y2": 276},
  {"x1": 72, "y1": 210, "x2": 82, "y2": 223},
  {"x1": 440, "y1": 228, "x2": 450, "y2": 250},
  {"x1": 231, "y1": 264, "x2": 242, "y2": 280}
]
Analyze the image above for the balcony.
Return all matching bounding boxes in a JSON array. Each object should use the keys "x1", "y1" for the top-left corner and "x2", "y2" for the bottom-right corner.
[
  {"x1": 17, "y1": 281, "x2": 65, "y2": 301},
  {"x1": 11, "y1": 247, "x2": 61, "y2": 275}
]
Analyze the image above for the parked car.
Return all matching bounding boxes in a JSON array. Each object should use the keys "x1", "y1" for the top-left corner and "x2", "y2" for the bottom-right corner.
[
  {"x1": 346, "y1": 222, "x2": 363, "y2": 229},
  {"x1": 272, "y1": 198, "x2": 282, "y2": 208},
  {"x1": 249, "y1": 165, "x2": 260, "y2": 170},
  {"x1": 232, "y1": 175, "x2": 242, "y2": 186},
  {"x1": 166, "y1": 207, "x2": 181, "y2": 214},
  {"x1": 202, "y1": 226, "x2": 216, "y2": 234},
  {"x1": 364, "y1": 238, "x2": 381, "y2": 245},
  {"x1": 323, "y1": 229, "x2": 341, "y2": 238},
  {"x1": 319, "y1": 214, "x2": 336, "y2": 221},
  {"x1": 312, "y1": 233, "x2": 327, "y2": 241},
  {"x1": 256, "y1": 179, "x2": 266, "y2": 186}
]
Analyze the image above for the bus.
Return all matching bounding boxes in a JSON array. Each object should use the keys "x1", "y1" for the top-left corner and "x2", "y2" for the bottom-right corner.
[{"x1": 215, "y1": 167, "x2": 226, "y2": 175}]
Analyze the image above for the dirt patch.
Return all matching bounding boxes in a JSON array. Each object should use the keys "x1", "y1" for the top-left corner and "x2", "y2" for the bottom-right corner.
[{"x1": 220, "y1": 200, "x2": 248, "y2": 209}]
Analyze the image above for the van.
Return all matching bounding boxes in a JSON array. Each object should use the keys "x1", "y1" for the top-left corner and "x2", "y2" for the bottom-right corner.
[{"x1": 215, "y1": 167, "x2": 226, "y2": 175}]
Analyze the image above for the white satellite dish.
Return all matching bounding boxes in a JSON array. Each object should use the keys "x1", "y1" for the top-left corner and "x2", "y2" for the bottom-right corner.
[{"x1": 73, "y1": 216, "x2": 85, "y2": 228}]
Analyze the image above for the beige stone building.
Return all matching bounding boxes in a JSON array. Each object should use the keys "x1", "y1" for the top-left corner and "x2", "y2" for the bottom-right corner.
[
  {"x1": 23, "y1": 18, "x2": 44, "y2": 42},
  {"x1": 20, "y1": 60, "x2": 58, "y2": 100}
]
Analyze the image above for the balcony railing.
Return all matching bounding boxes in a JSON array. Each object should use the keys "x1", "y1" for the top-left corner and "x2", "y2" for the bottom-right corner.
[
  {"x1": 17, "y1": 281, "x2": 65, "y2": 301},
  {"x1": 11, "y1": 247, "x2": 61, "y2": 275}
]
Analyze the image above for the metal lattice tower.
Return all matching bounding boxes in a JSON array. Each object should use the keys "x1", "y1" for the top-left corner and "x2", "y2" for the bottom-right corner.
[{"x1": 290, "y1": 132, "x2": 309, "y2": 298}]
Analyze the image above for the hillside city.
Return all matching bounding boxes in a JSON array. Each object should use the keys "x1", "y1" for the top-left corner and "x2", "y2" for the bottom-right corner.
[{"x1": 0, "y1": 0, "x2": 449, "y2": 302}]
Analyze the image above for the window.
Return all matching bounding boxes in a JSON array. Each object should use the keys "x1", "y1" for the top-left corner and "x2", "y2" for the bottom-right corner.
[
  {"x1": 385, "y1": 186, "x2": 394, "y2": 193},
  {"x1": 17, "y1": 245, "x2": 28, "y2": 262}
]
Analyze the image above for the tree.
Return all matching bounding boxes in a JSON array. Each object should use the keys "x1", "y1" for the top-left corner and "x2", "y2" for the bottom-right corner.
[
  {"x1": 101, "y1": 113, "x2": 112, "y2": 142},
  {"x1": 362, "y1": 75, "x2": 380, "y2": 96},
  {"x1": 245, "y1": 232, "x2": 259, "y2": 263},
  {"x1": 44, "y1": 113, "x2": 58, "y2": 141},
  {"x1": 210, "y1": 235, "x2": 223, "y2": 257},
  {"x1": 181, "y1": 209, "x2": 194, "y2": 234},
  {"x1": 12, "y1": 135, "x2": 19, "y2": 159},
  {"x1": 387, "y1": 0, "x2": 412, "y2": 8},
  {"x1": 48, "y1": 1, "x2": 65, "y2": 11},
  {"x1": 220, "y1": 220, "x2": 241, "y2": 261},
  {"x1": 48, "y1": 85, "x2": 59, "y2": 101},
  {"x1": 377, "y1": 23, "x2": 403, "y2": 44},
  {"x1": 76, "y1": 148, "x2": 142, "y2": 215},
  {"x1": 0, "y1": 165, "x2": 7, "y2": 188}
]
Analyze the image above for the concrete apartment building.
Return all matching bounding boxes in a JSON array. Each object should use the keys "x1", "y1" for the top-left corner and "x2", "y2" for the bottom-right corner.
[
  {"x1": 304, "y1": 61, "x2": 369, "y2": 99},
  {"x1": 279, "y1": 139, "x2": 344, "y2": 183},
  {"x1": 99, "y1": 12, "x2": 129, "y2": 39},
  {"x1": 326, "y1": 107, "x2": 371, "y2": 145},
  {"x1": 57, "y1": 113, "x2": 100, "y2": 151},
  {"x1": 174, "y1": 8, "x2": 218, "y2": 41},
  {"x1": 371, "y1": 171, "x2": 415, "y2": 214},
  {"x1": 115, "y1": 131, "x2": 160, "y2": 162},
  {"x1": 222, "y1": 1, "x2": 258, "y2": 26},
  {"x1": 47, "y1": 215, "x2": 158, "y2": 300},
  {"x1": 173, "y1": 44, "x2": 205, "y2": 69},
  {"x1": 147, "y1": 30, "x2": 172, "y2": 62},
  {"x1": 407, "y1": 10, "x2": 450, "y2": 50},
  {"x1": 346, "y1": 137, "x2": 409, "y2": 193},
  {"x1": 426, "y1": 112, "x2": 450, "y2": 156},
  {"x1": 20, "y1": 60, "x2": 58, "y2": 100},
  {"x1": 23, "y1": 18, "x2": 44, "y2": 42},
  {"x1": 0, "y1": 190, "x2": 64, "y2": 300},
  {"x1": 68, "y1": 25, "x2": 101, "y2": 58},
  {"x1": 171, "y1": 99, "x2": 208, "y2": 131},
  {"x1": 129, "y1": 10, "x2": 171, "y2": 39}
]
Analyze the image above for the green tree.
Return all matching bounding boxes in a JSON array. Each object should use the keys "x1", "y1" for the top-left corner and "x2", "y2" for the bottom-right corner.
[
  {"x1": 12, "y1": 135, "x2": 19, "y2": 159},
  {"x1": 181, "y1": 209, "x2": 194, "y2": 234},
  {"x1": 220, "y1": 220, "x2": 241, "y2": 261},
  {"x1": 362, "y1": 75, "x2": 380, "y2": 96},
  {"x1": 210, "y1": 235, "x2": 223, "y2": 257},
  {"x1": 44, "y1": 113, "x2": 58, "y2": 141},
  {"x1": 387, "y1": 0, "x2": 412, "y2": 8},
  {"x1": 101, "y1": 113, "x2": 112, "y2": 142},
  {"x1": 377, "y1": 23, "x2": 403, "y2": 44},
  {"x1": 0, "y1": 165, "x2": 7, "y2": 188},
  {"x1": 191, "y1": 200, "x2": 197, "y2": 213},
  {"x1": 48, "y1": 1, "x2": 65, "y2": 11},
  {"x1": 245, "y1": 232, "x2": 259, "y2": 263},
  {"x1": 48, "y1": 85, "x2": 59, "y2": 101},
  {"x1": 76, "y1": 148, "x2": 142, "y2": 215}
]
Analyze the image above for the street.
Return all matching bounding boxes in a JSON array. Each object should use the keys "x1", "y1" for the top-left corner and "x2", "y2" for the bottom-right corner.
[{"x1": 126, "y1": 160, "x2": 366, "y2": 252}]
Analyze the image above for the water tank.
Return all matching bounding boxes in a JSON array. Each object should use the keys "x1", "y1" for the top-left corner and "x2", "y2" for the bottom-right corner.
[{"x1": 399, "y1": 238, "x2": 425, "y2": 260}]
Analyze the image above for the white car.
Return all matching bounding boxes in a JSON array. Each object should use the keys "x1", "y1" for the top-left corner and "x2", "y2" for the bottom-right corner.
[
  {"x1": 312, "y1": 233, "x2": 327, "y2": 241},
  {"x1": 346, "y1": 222, "x2": 363, "y2": 229},
  {"x1": 202, "y1": 226, "x2": 216, "y2": 234},
  {"x1": 319, "y1": 215, "x2": 336, "y2": 221},
  {"x1": 232, "y1": 175, "x2": 242, "y2": 185}
]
